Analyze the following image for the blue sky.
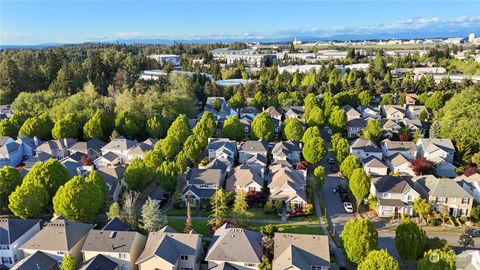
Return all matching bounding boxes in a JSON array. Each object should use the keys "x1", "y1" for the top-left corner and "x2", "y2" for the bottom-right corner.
[{"x1": 1, "y1": 1, "x2": 480, "y2": 45}]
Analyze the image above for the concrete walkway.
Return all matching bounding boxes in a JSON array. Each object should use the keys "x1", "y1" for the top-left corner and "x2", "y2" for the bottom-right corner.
[{"x1": 310, "y1": 172, "x2": 348, "y2": 268}]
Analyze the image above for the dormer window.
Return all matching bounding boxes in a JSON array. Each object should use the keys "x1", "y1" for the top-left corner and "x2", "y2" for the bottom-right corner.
[{"x1": 311, "y1": 266, "x2": 323, "y2": 270}]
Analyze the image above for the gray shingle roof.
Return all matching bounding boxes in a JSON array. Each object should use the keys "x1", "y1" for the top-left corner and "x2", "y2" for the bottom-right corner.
[
  {"x1": 81, "y1": 230, "x2": 145, "y2": 253},
  {"x1": 419, "y1": 138, "x2": 455, "y2": 153},
  {"x1": 371, "y1": 175, "x2": 414, "y2": 193},
  {"x1": 101, "y1": 218, "x2": 132, "y2": 232},
  {"x1": 0, "y1": 218, "x2": 41, "y2": 245},
  {"x1": 69, "y1": 139, "x2": 106, "y2": 153},
  {"x1": 206, "y1": 225, "x2": 262, "y2": 264},
  {"x1": 207, "y1": 138, "x2": 237, "y2": 153},
  {"x1": 226, "y1": 166, "x2": 263, "y2": 191},
  {"x1": 273, "y1": 233, "x2": 330, "y2": 270},
  {"x1": 21, "y1": 217, "x2": 94, "y2": 252},
  {"x1": 37, "y1": 139, "x2": 76, "y2": 152},
  {"x1": 10, "y1": 251, "x2": 59, "y2": 270},
  {"x1": 382, "y1": 139, "x2": 417, "y2": 152},
  {"x1": 272, "y1": 141, "x2": 300, "y2": 156},
  {"x1": 414, "y1": 175, "x2": 472, "y2": 198},
  {"x1": 136, "y1": 231, "x2": 201, "y2": 265},
  {"x1": 363, "y1": 156, "x2": 388, "y2": 168},
  {"x1": 101, "y1": 136, "x2": 137, "y2": 152},
  {"x1": 350, "y1": 138, "x2": 382, "y2": 152},
  {"x1": 79, "y1": 254, "x2": 118, "y2": 270},
  {"x1": 186, "y1": 168, "x2": 223, "y2": 185},
  {"x1": 239, "y1": 140, "x2": 269, "y2": 153}
]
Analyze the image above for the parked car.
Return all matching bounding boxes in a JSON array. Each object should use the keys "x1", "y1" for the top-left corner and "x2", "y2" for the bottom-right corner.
[
  {"x1": 466, "y1": 227, "x2": 480, "y2": 237},
  {"x1": 328, "y1": 158, "x2": 335, "y2": 164},
  {"x1": 327, "y1": 129, "x2": 333, "y2": 135},
  {"x1": 330, "y1": 166, "x2": 338, "y2": 173},
  {"x1": 343, "y1": 202, "x2": 353, "y2": 213}
]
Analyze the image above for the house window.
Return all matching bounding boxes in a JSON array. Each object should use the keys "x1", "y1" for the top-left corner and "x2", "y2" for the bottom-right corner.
[
  {"x1": 245, "y1": 263, "x2": 256, "y2": 267},
  {"x1": 119, "y1": 253, "x2": 127, "y2": 259},
  {"x1": 462, "y1": 198, "x2": 469, "y2": 204},
  {"x1": 406, "y1": 195, "x2": 413, "y2": 202},
  {"x1": 200, "y1": 184, "x2": 208, "y2": 188},
  {"x1": 311, "y1": 266, "x2": 323, "y2": 270},
  {"x1": 180, "y1": 255, "x2": 189, "y2": 260},
  {"x1": 460, "y1": 208, "x2": 468, "y2": 216},
  {"x1": 57, "y1": 252, "x2": 65, "y2": 255},
  {"x1": 436, "y1": 197, "x2": 447, "y2": 203},
  {"x1": 1, "y1": 257, "x2": 12, "y2": 265},
  {"x1": 451, "y1": 198, "x2": 456, "y2": 203},
  {"x1": 120, "y1": 265, "x2": 129, "y2": 270},
  {"x1": 0, "y1": 245, "x2": 9, "y2": 250},
  {"x1": 248, "y1": 187, "x2": 256, "y2": 192}
]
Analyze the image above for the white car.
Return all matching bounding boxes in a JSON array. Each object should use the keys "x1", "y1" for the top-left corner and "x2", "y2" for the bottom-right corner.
[
  {"x1": 327, "y1": 129, "x2": 333, "y2": 135},
  {"x1": 327, "y1": 158, "x2": 335, "y2": 164},
  {"x1": 343, "y1": 202, "x2": 354, "y2": 213}
]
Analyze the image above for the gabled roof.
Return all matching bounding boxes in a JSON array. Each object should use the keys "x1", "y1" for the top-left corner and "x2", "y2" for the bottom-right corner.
[
  {"x1": 239, "y1": 140, "x2": 269, "y2": 153},
  {"x1": 15, "y1": 137, "x2": 39, "y2": 149},
  {"x1": 204, "y1": 158, "x2": 229, "y2": 173},
  {"x1": 264, "y1": 106, "x2": 283, "y2": 118},
  {"x1": 272, "y1": 141, "x2": 300, "y2": 156},
  {"x1": 101, "y1": 136, "x2": 137, "y2": 152},
  {"x1": 96, "y1": 151, "x2": 120, "y2": 163},
  {"x1": 183, "y1": 185, "x2": 216, "y2": 199},
  {"x1": 79, "y1": 254, "x2": 118, "y2": 270},
  {"x1": 37, "y1": 139, "x2": 77, "y2": 152},
  {"x1": 371, "y1": 175, "x2": 415, "y2": 194},
  {"x1": 0, "y1": 141, "x2": 20, "y2": 156},
  {"x1": 285, "y1": 106, "x2": 304, "y2": 116},
  {"x1": 69, "y1": 139, "x2": 106, "y2": 153},
  {"x1": 0, "y1": 218, "x2": 41, "y2": 245},
  {"x1": 382, "y1": 139, "x2": 417, "y2": 153},
  {"x1": 21, "y1": 217, "x2": 94, "y2": 252},
  {"x1": 240, "y1": 106, "x2": 260, "y2": 114},
  {"x1": 418, "y1": 138, "x2": 455, "y2": 153},
  {"x1": 414, "y1": 175, "x2": 473, "y2": 198},
  {"x1": 136, "y1": 231, "x2": 201, "y2": 265},
  {"x1": 10, "y1": 251, "x2": 59, "y2": 270},
  {"x1": 82, "y1": 229, "x2": 145, "y2": 253},
  {"x1": 350, "y1": 138, "x2": 382, "y2": 152},
  {"x1": 269, "y1": 166, "x2": 307, "y2": 202},
  {"x1": 455, "y1": 173, "x2": 480, "y2": 184},
  {"x1": 226, "y1": 166, "x2": 263, "y2": 191},
  {"x1": 127, "y1": 141, "x2": 155, "y2": 155},
  {"x1": 388, "y1": 152, "x2": 411, "y2": 167},
  {"x1": 363, "y1": 156, "x2": 388, "y2": 169},
  {"x1": 206, "y1": 225, "x2": 262, "y2": 264},
  {"x1": 273, "y1": 233, "x2": 330, "y2": 270},
  {"x1": 246, "y1": 153, "x2": 268, "y2": 166},
  {"x1": 207, "y1": 138, "x2": 237, "y2": 153},
  {"x1": 101, "y1": 218, "x2": 132, "y2": 232},
  {"x1": 347, "y1": 118, "x2": 365, "y2": 128},
  {"x1": 24, "y1": 152, "x2": 52, "y2": 164},
  {"x1": 60, "y1": 156, "x2": 82, "y2": 176},
  {"x1": 186, "y1": 168, "x2": 223, "y2": 185},
  {"x1": 341, "y1": 105, "x2": 361, "y2": 118},
  {"x1": 383, "y1": 105, "x2": 406, "y2": 116}
]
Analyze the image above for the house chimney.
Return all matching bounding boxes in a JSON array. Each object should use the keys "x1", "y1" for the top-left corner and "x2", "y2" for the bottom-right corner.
[{"x1": 33, "y1": 136, "x2": 40, "y2": 146}]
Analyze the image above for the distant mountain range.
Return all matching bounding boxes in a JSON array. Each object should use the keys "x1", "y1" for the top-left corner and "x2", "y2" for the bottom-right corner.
[{"x1": 0, "y1": 29, "x2": 475, "y2": 49}]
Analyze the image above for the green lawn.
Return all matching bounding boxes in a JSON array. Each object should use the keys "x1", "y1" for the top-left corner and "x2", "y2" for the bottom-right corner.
[
  {"x1": 249, "y1": 222, "x2": 324, "y2": 235},
  {"x1": 167, "y1": 207, "x2": 279, "y2": 220},
  {"x1": 167, "y1": 219, "x2": 210, "y2": 236}
]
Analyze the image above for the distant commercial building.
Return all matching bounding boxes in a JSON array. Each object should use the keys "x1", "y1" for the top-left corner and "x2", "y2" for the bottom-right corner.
[
  {"x1": 147, "y1": 54, "x2": 181, "y2": 66},
  {"x1": 225, "y1": 53, "x2": 277, "y2": 67},
  {"x1": 139, "y1": 70, "x2": 213, "y2": 80},
  {"x1": 215, "y1": 79, "x2": 253, "y2": 87}
]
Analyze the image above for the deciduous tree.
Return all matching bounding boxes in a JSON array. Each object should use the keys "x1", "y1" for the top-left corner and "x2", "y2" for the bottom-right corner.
[
  {"x1": 60, "y1": 254, "x2": 77, "y2": 270},
  {"x1": 0, "y1": 166, "x2": 23, "y2": 211},
  {"x1": 8, "y1": 182, "x2": 49, "y2": 219},
  {"x1": 417, "y1": 246, "x2": 456, "y2": 270},
  {"x1": 410, "y1": 157, "x2": 435, "y2": 176},
  {"x1": 305, "y1": 106, "x2": 325, "y2": 128},
  {"x1": 395, "y1": 218, "x2": 426, "y2": 263},
  {"x1": 283, "y1": 118, "x2": 304, "y2": 141},
  {"x1": 146, "y1": 115, "x2": 163, "y2": 139},
  {"x1": 362, "y1": 120, "x2": 382, "y2": 143},
  {"x1": 349, "y1": 168, "x2": 371, "y2": 211},
  {"x1": 52, "y1": 113, "x2": 81, "y2": 139},
  {"x1": 341, "y1": 218, "x2": 378, "y2": 265},
  {"x1": 222, "y1": 116, "x2": 244, "y2": 142},
  {"x1": 302, "y1": 136, "x2": 327, "y2": 164},
  {"x1": 251, "y1": 112, "x2": 274, "y2": 141},
  {"x1": 358, "y1": 250, "x2": 399, "y2": 270},
  {"x1": 301, "y1": 126, "x2": 321, "y2": 144},
  {"x1": 413, "y1": 198, "x2": 431, "y2": 222},
  {"x1": 124, "y1": 158, "x2": 152, "y2": 192},
  {"x1": 23, "y1": 159, "x2": 71, "y2": 197},
  {"x1": 340, "y1": 155, "x2": 361, "y2": 180},
  {"x1": 166, "y1": 114, "x2": 190, "y2": 144}
]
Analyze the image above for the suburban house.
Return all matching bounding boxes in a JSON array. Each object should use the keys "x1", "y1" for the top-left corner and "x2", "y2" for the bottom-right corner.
[
  {"x1": 101, "y1": 137, "x2": 137, "y2": 164},
  {"x1": 268, "y1": 164, "x2": 307, "y2": 210},
  {"x1": 357, "y1": 105, "x2": 381, "y2": 120},
  {"x1": 362, "y1": 156, "x2": 388, "y2": 176},
  {"x1": 456, "y1": 173, "x2": 480, "y2": 203},
  {"x1": 202, "y1": 157, "x2": 231, "y2": 175},
  {"x1": 206, "y1": 97, "x2": 226, "y2": 109},
  {"x1": 24, "y1": 152, "x2": 52, "y2": 169},
  {"x1": 403, "y1": 119, "x2": 427, "y2": 134},
  {"x1": 370, "y1": 176, "x2": 420, "y2": 217},
  {"x1": 272, "y1": 233, "x2": 330, "y2": 270},
  {"x1": 341, "y1": 105, "x2": 361, "y2": 121},
  {"x1": 217, "y1": 106, "x2": 238, "y2": 120},
  {"x1": 284, "y1": 106, "x2": 304, "y2": 119},
  {"x1": 21, "y1": 217, "x2": 94, "y2": 263},
  {"x1": 60, "y1": 152, "x2": 86, "y2": 176},
  {"x1": 385, "y1": 153, "x2": 415, "y2": 176},
  {"x1": 240, "y1": 106, "x2": 261, "y2": 120},
  {"x1": 346, "y1": 118, "x2": 365, "y2": 138},
  {"x1": 0, "y1": 137, "x2": 23, "y2": 168},
  {"x1": 406, "y1": 105, "x2": 428, "y2": 120},
  {"x1": 135, "y1": 228, "x2": 202, "y2": 270},
  {"x1": 125, "y1": 138, "x2": 156, "y2": 162},
  {"x1": 382, "y1": 105, "x2": 406, "y2": 120},
  {"x1": 379, "y1": 119, "x2": 402, "y2": 138},
  {"x1": 416, "y1": 138, "x2": 456, "y2": 178},
  {"x1": 182, "y1": 168, "x2": 223, "y2": 207},
  {"x1": 102, "y1": 218, "x2": 132, "y2": 232},
  {"x1": 226, "y1": 165, "x2": 264, "y2": 193},
  {"x1": 271, "y1": 141, "x2": 301, "y2": 166},
  {"x1": 205, "y1": 224, "x2": 263, "y2": 270},
  {"x1": 405, "y1": 93, "x2": 419, "y2": 105},
  {"x1": 0, "y1": 218, "x2": 41, "y2": 268},
  {"x1": 264, "y1": 106, "x2": 283, "y2": 121},
  {"x1": 15, "y1": 137, "x2": 40, "y2": 160},
  {"x1": 240, "y1": 116, "x2": 253, "y2": 137},
  {"x1": 68, "y1": 139, "x2": 106, "y2": 161},
  {"x1": 207, "y1": 138, "x2": 237, "y2": 164},
  {"x1": 413, "y1": 175, "x2": 473, "y2": 217},
  {"x1": 36, "y1": 138, "x2": 77, "y2": 159},
  {"x1": 10, "y1": 251, "x2": 59, "y2": 270},
  {"x1": 381, "y1": 139, "x2": 417, "y2": 160},
  {"x1": 238, "y1": 140, "x2": 269, "y2": 164},
  {"x1": 350, "y1": 138, "x2": 383, "y2": 161},
  {"x1": 94, "y1": 152, "x2": 122, "y2": 168},
  {"x1": 81, "y1": 229, "x2": 147, "y2": 270},
  {"x1": 79, "y1": 254, "x2": 119, "y2": 270},
  {"x1": 96, "y1": 166, "x2": 125, "y2": 201}
]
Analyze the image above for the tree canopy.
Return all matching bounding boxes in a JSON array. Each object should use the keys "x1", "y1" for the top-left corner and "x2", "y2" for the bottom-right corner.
[
  {"x1": 341, "y1": 218, "x2": 378, "y2": 265},
  {"x1": 302, "y1": 136, "x2": 327, "y2": 164},
  {"x1": 358, "y1": 250, "x2": 399, "y2": 270},
  {"x1": 251, "y1": 112, "x2": 275, "y2": 141}
]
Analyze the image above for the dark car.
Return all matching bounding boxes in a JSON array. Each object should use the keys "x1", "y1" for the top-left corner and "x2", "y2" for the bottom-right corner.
[{"x1": 330, "y1": 166, "x2": 338, "y2": 172}]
